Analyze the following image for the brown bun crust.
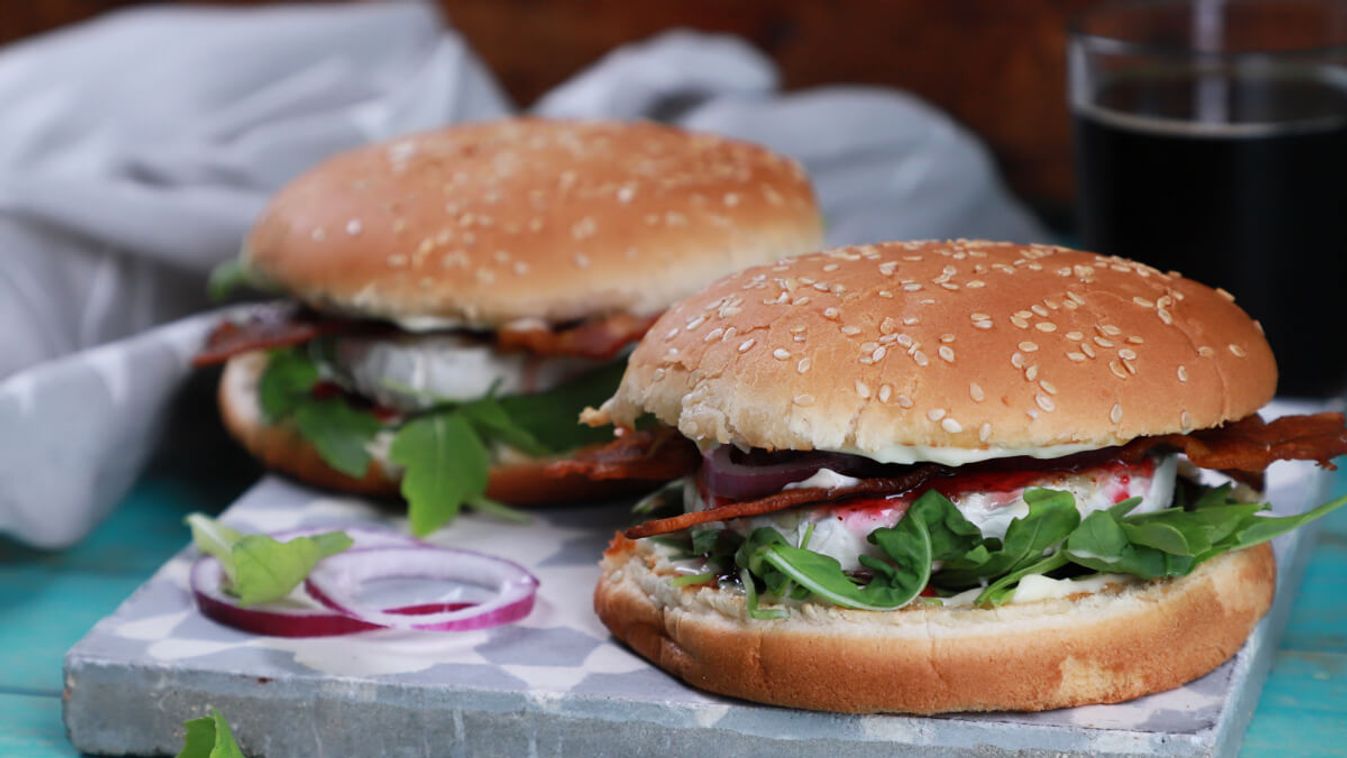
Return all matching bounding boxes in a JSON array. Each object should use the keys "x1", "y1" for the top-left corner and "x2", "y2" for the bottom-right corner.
[
  {"x1": 219, "y1": 352, "x2": 650, "y2": 506},
  {"x1": 595, "y1": 534, "x2": 1276, "y2": 714},
  {"x1": 594, "y1": 240, "x2": 1277, "y2": 459},
  {"x1": 245, "y1": 118, "x2": 823, "y2": 328}
]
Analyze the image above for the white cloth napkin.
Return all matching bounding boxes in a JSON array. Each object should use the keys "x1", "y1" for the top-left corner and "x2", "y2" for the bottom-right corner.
[{"x1": 0, "y1": 5, "x2": 1046, "y2": 547}]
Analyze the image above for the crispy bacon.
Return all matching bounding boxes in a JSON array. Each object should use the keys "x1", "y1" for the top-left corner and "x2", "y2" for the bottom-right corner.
[
  {"x1": 1128, "y1": 412, "x2": 1347, "y2": 472},
  {"x1": 624, "y1": 466, "x2": 940, "y2": 538},
  {"x1": 612, "y1": 412, "x2": 1347, "y2": 539},
  {"x1": 496, "y1": 312, "x2": 659, "y2": 360},
  {"x1": 195, "y1": 304, "x2": 656, "y2": 367},
  {"x1": 546, "y1": 427, "x2": 701, "y2": 482},
  {"x1": 192, "y1": 305, "x2": 376, "y2": 367}
]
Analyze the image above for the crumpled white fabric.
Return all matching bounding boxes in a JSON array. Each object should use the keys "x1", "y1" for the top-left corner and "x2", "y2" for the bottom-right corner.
[{"x1": 0, "y1": 5, "x2": 1046, "y2": 547}]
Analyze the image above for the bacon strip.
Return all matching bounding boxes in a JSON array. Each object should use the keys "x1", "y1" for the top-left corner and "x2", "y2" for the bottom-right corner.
[
  {"x1": 624, "y1": 466, "x2": 940, "y2": 538},
  {"x1": 546, "y1": 427, "x2": 702, "y2": 482},
  {"x1": 1132, "y1": 412, "x2": 1347, "y2": 472},
  {"x1": 195, "y1": 304, "x2": 656, "y2": 366},
  {"x1": 192, "y1": 305, "x2": 373, "y2": 366},
  {"x1": 497, "y1": 312, "x2": 659, "y2": 360}
]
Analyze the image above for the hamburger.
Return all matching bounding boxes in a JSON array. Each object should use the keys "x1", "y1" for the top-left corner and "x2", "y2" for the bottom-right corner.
[
  {"x1": 195, "y1": 118, "x2": 822, "y2": 535},
  {"x1": 579, "y1": 239, "x2": 1347, "y2": 713}
]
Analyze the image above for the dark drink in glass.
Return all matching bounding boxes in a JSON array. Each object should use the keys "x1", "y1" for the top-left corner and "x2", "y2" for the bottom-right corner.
[{"x1": 1071, "y1": 0, "x2": 1347, "y2": 397}]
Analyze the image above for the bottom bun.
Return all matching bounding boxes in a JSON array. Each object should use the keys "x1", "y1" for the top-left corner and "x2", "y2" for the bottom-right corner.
[
  {"x1": 595, "y1": 534, "x2": 1275, "y2": 714},
  {"x1": 219, "y1": 351, "x2": 652, "y2": 506}
]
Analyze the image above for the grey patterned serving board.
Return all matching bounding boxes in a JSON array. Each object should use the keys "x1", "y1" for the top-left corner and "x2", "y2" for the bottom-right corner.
[{"x1": 64, "y1": 462, "x2": 1331, "y2": 757}]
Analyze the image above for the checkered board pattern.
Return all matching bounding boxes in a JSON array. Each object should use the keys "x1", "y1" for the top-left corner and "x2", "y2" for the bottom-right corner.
[{"x1": 64, "y1": 465, "x2": 1329, "y2": 757}]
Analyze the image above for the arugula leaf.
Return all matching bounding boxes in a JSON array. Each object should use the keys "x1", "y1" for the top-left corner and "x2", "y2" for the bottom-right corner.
[
  {"x1": 938, "y1": 488, "x2": 1080, "y2": 587},
  {"x1": 465, "y1": 495, "x2": 530, "y2": 524},
  {"x1": 672, "y1": 572, "x2": 717, "y2": 587},
  {"x1": 457, "y1": 396, "x2": 549, "y2": 457},
  {"x1": 740, "y1": 567, "x2": 787, "y2": 620},
  {"x1": 633, "y1": 478, "x2": 686, "y2": 516},
  {"x1": 206, "y1": 260, "x2": 254, "y2": 304},
  {"x1": 178, "y1": 707, "x2": 246, "y2": 758},
  {"x1": 495, "y1": 361, "x2": 626, "y2": 451},
  {"x1": 390, "y1": 413, "x2": 490, "y2": 536},
  {"x1": 257, "y1": 349, "x2": 319, "y2": 422},
  {"x1": 185, "y1": 514, "x2": 352, "y2": 606},
  {"x1": 976, "y1": 551, "x2": 1071, "y2": 606},
  {"x1": 293, "y1": 397, "x2": 381, "y2": 478},
  {"x1": 1212, "y1": 493, "x2": 1347, "y2": 553}
]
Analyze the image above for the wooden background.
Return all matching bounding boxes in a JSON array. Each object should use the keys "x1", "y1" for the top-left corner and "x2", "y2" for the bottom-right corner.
[{"x1": 1, "y1": 1, "x2": 1101, "y2": 219}]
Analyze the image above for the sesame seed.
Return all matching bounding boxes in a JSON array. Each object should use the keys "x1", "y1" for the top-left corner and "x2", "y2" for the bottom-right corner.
[
  {"x1": 940, "y1": 282, "x2": 960, "y2": 291},
  {"x1": 1119, "y1": 348, "x2": 1138, "y2": 361},
  {"x1": 1109, "y1": 360, "x2": 1128, "y2": 379},
  {"x1": 704, "y1": 327, "x2": 724, "y2": 342},
  {"x1": 794, "y1": 394, "x2": 815, "y2": 407},
  {"x1": 1199, "y1": 346, "x2": 1215, "y2": 357},
  {"x1": 1216, "y1": 287, "x2": 1235, "y2": 302},
  {"x1": 738, "y1": 338, "x2": 756, "y2": 353},
  {"x1": 1010, "y1": 316, "x2": 1030, "y2": 329},
  {"x1": 345, "y1": 219, "x2": 363, "y2": 236},
  {"x1": 1158, "y1": 308, "x2": 1174, "y2": 325},
  {"x1": 723, "y1": 192, "x2": 741, "y2": 207},
  {"x1": 970, "y1": 382, "x2": 985, "y2": 402},
  {"x1": 878, "y1": 384, "x2": 893, "y2": 402},
  {"x1": 1019, "y1": 341, "x2": 1039, "y2": 353},
  {"x1": 1067, "y1": 351, "x2": 1086, "y2": 362},
  {"x1": 1178, "y1": 365, "x2": 1189, "y2": 382},
  {"x1": 897, "y1": 395, "x2": 914, "y2": 408},
  {"x1": 1016, "y1": 310, "x2": 1033, "y2": 319},
  {"x1": 1094, "y1": 336, "x2": 1115, "y2": 348},
  {"x1": 686, "y1": 315, "x2": 706, "y2": 330},
  {"x1": 878, "y1": 261, "x2": 898, "y2": 276},
  {"x1": 1066, "y1": 290, "x2": 1086, "y2": 305},
  {"x1": 1110, "y1": 403, "x2": 1123, "y2": 424},
  {"x1": 823, "y1": 308, "x2": 839, "y2": 320},
  {"x1": 1025, "y1": 364, "x2": 1040, "y2": 381},
  {"x1": 971, "y1": 312, "x2": 991, "y2": 322},
  {"x1": 1031, "y1": 305, "x2": 1049, "y2": 317},
  {"x1": 942, "y1": 418, "x2": 963, "y2": 433},
  {"x1": 873, "y1": 346, "x2": 889, "y2": 361},
  {"x1": 1066, "y1": 331, "x2": 1084, "y2": 341},
  {"x1": 1040, "y1": 380, "x2": 1057, "y2": 395},
  {"x1": 616, "y1": 184, "x2": 636, "y2": 203},
  {"x1": 913, "y1": 351, "x2": 930, "y2": 367},
  {"x1": 927, "y1": 408, "x2": 947, "y2": 421},
  {"x1": 902, "y1": 282, "x2": 923, "y2": 292},
  {"x1": 1081, "y1": 343, "x2": 1097, "y2": 358},
  {"x1": 973, "y1": 320, "x2": 993, "y2": 330},
  {"x1": 841, "y1": 325, "x2": 862, "y2": 336},
  {"x1": 897, "y1": 334, "x2": 914, "y2": 348},
  {"x1": 1181, "y1": 410, "x2": 1193, "y2": 430},
  {"x1": 1229, "y1": 343, "x2": 1247, "y2": 357},
  {"x1": 1122, "y1": 359, "x2": 1137, "y2": 375},
  {"x1": 1100, "y1": 324, "x2": 1122, "y2": 336},
  {"x1": 940, "y1": 333, "x2": 956, "y2": 343},
  {"x1": 574, "y1": 253, "x2": 591, "y2": 268},
  {"x1": 772, "y1": 348, "x2": 791, "y2": 360},
  {"x1": 967, "y1": 280, "x2": 986, "y2": 288},
  {"x1": 1036, "y1": 393, "x2": 1055, "y2": 412},
  {"x1": 904, "y1": 317, "x2": 921, "y2": 326},
  {"x1": 979, "y1": 422, "x2": 993, "y2": 442},
  {"x1": 855, "y1": 381, "x2": 872, "y2": 399},
  {"x1": 1035, "y1": 322, "x2": 1058, "y2": 333},
  {"x1": 823, "y1": 263, "x2": 840, "y2": 273},
  {"x1": 879, "y1": 290, "x2": 894, "y2": 299},
  {"x1": 938, "y1": 346, "x2": 955, "y2": 363},
  {"x1": 310, "y1": 227, "x2": 327, "y2": 241},
  {"x1": 1027, "y1": 409, "x2": 1040, "y2": 420},
  {"x1": 1132, "y1": 296, "x2": 1155, "y2": 309},
  {"x1": 664, "y1": 328, "x2": 680, "y2": 341}
]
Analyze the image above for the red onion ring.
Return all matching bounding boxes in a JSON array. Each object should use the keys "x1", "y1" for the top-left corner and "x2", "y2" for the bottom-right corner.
[
  {"x1": 698, "y1": 446, "x2": 865, "y2": 502},
  {"x1": 305, "y1": 547, "x2": 538, "y2": 632},
  {"x1": 189, "y1": 527, "x2": 537, "y2": 637}
]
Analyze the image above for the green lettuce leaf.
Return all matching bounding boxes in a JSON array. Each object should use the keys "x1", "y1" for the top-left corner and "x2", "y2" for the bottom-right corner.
[
  {"x1": 293, "y1": 397, "x2": 381, "y2": 478},
  {"x1": 257, "y1": 349, "x2": 318, "y2": 422},
  {"x1": 185, "y1": 514, "x2": 352, "y2": 606},
  {"x1": 390, "y1": 413, "x2": 490, "y2": 536},
  {"x1": 495, "y1": 361, "x2": 626, "y2": 451},
  {"x1": 937, "y1": 488, "x2": 1081, "y2": 587},
  {"x1": 178, "y1": 707, "x2": 246, "y2": 758}
]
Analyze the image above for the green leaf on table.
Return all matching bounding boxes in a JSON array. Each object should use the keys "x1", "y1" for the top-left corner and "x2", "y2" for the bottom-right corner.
[
  {"x1": 390, "y1": 412, "x2": 490, "y2": 536},
  {"x1": 184, "y1": 514, "x2": 352, "y2": 606},
  {"x1": 292, "y1": 397, "x2": 381, "y2": 478},
  {"x1": 257, "y1": 349, "x2": 319, "y2": 421},
  {"x1": 178, "y1": 707, "x2": 246, "y2": 758}
]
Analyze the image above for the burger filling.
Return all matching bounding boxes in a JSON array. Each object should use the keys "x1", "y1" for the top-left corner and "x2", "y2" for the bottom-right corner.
[
  {"x1": 612, "y1": 412, "x2": 1347, "y2": 615},
  {"x1": 197, "y1": 304, "x2": 649, "y2": 535}
]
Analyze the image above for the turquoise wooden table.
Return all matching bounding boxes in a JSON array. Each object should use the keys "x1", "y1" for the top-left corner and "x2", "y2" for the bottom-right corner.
[{"x1": 2, "y1": 407, "x2": 1346, "y2": 756}]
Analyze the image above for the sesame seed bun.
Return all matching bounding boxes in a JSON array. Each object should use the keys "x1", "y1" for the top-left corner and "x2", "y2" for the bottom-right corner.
[
  {"x1": 244, "y1": 118, "x2": 823, "y2": 328},
  {"x1": 218, "y1": 352, "x2": 655, "y2": 506},
  {"x1": 595, "y1": 533, "x2": 1275, "y2": 714},
  {"x1": 591, "y1": 240, "x2": 1277, "y2": 463}
]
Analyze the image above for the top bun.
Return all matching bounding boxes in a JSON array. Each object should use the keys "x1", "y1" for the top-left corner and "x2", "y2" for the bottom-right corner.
[
  {"x1": 244, "y1": 118, "x2": 823, "y2": 329},
  {"x1": 592, "y1": 240, "x2": 1276, "y2": 464}
]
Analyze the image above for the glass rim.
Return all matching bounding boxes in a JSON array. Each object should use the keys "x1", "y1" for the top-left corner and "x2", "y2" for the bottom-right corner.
[{"x1": 1070, "y1": 0, "x2": 1347, "y2": 59}]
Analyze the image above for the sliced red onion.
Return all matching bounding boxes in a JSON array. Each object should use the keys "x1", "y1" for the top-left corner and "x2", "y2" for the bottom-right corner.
[
  {"x1": 698, "y1": 445, "x2": 868, "y2": 502},
  {"x1": 189, "y1": 527, "x2": 536, "y2": 637},
  {"x1": 191, "y1": 557, "x2": 383, "y2": 637},
  {"x1": 305, "y1": 547, "x2": 538, "y2": 632}
]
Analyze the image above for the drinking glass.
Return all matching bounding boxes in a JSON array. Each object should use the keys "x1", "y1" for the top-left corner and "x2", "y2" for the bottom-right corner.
[{"x1": 1071, "y1": 0, "x2": 1347, "y2": 397}]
